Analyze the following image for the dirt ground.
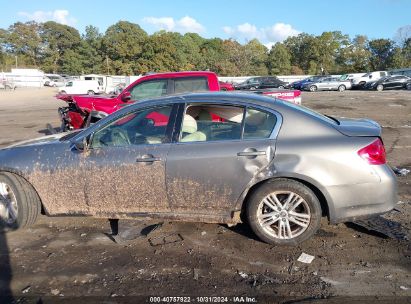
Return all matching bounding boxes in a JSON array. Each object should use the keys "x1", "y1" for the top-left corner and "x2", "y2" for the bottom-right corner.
[{"x1": 0, "y1": 88, "x2": 410, "y2": 303}]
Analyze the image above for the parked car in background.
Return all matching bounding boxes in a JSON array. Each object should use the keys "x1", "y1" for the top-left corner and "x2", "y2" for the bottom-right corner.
[
  {"x1": 219, "y1": 81, "x2": 234, "y2": 91},
  {"x1": 351, "y1": 71, "x2": 389, "y2": 88},
  {"x1": 44, "y1": 74, "x2": 66, "y2": 87},
  {"x1": 301, "y1": 77, "x2": 352, "y2": 92},
  {"x1": 288, "y1": 76, "x2": 327, "y2": 90},
  {"x1": 57, "y1": 71, "x2": 303, "y2": 131},
  {"x1": 57, "y1": 71, "x2": 221, "y2": 130},
  {"x1": 58, "y1": 80, "x2": 104, "y2": 96},
  {"x1": 235, "y1": 76, "x2": 288, "y2": 90},
  {"x1": 364, "y1": 75, "x2": 411, "y2": 91},
  {"x1": 108, "y1": 83, "x2": 126, "y2": 95},
  {"x1": 339, "y1": 73, "x2": 365, "y2": 81}
]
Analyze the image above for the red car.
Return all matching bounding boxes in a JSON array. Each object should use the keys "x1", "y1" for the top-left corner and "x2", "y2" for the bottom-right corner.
[
  {"x1": 58, "y1": 71, "x2": 221, "y2": 130},
  {"x1": 57, "y1": 71, "x2": 301, "y2": 131},
  {"x1": 219, "y1": 81, "x2": 235, "y2": 91}
]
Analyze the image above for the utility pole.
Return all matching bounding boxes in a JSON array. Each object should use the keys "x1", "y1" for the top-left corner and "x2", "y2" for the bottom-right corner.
[
  {"x1": 106, "y1": 56, "x2": 110, "y2": 75},
  {"x1": 15, "y1": 56, "x2": 18, "y2": 68}
]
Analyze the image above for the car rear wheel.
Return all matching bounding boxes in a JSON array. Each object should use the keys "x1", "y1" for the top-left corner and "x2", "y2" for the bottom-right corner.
[
  {"x1": 87, "y1": 90, "x2": 95, "y2": 95},
  {"x1": 338, "y1": 85, "x2": 346, "y2": 92},
  {"x1": 278, "y1": 85, "x2": 284, "y2": 89},
  {"x1": 0, "y1": 172, "x2": 41, "y2": 230},
  {"x1": 309, "y1": 85, "x2": 317, "y2": 92},
  {"x1": 376, "y1": 84, "x2": 384, "y2": 91},
  {"x1": 247, "y1": 179, "x2": 322, "y2": 245}
]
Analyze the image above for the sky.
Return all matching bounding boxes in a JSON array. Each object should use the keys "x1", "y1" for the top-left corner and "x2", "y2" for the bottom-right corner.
[{"x1": 0, "y1": 0, "x2": 410, "y2": 48}]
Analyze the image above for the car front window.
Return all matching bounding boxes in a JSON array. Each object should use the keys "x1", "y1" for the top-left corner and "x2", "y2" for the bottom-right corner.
[
  {"x1": 128, "y1": 80, "x2": 168, "y2": 101},
  {"x1": 91, "y1": 105, "x2": 173, "y2": 148}
]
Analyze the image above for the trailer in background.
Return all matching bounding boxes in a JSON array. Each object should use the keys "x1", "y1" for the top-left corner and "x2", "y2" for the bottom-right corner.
[{"x1": 1, "y1": 69, "x2": 45, "y2": 88}]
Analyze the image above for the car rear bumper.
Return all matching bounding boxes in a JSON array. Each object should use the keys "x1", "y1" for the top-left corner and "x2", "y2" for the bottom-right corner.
[{"x1": 328, "y1": 165, "x2": 397, "y2": 224}]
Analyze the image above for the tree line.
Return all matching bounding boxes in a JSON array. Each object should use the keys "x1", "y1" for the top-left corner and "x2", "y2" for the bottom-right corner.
[{"x1": 0, "y1": 20, "x2": 410, "y2": 76}]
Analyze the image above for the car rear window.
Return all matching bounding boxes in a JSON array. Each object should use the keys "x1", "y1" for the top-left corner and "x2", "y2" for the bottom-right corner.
[
  {"x1": 174, "y1": 77, "x2": 208, "y2": 94},
  {"x1": 243, "y1": 108, "x2": 277, "y2": 139},
  {"x1": 278, "y1": 100, "x2": 338, "y2": 125}
]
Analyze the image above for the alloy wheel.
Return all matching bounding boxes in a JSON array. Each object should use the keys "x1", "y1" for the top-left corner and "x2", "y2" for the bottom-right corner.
[
  {"x1": 256, "y1": 191, "x2": 311, "y2": 240},
  {"x1": 0, "y1": 182, "x2": 18, "y2": 225}
]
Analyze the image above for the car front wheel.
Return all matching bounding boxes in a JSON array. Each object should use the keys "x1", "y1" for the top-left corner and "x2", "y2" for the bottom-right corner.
[
  {"x1": 338, "y1": 85, "x2": 346, "y2": 92},
  {"x1": 376, "y1": 84, "x2": 384, "y2": 91},
  {"x1": 309, "y1": 85, "x2": 317, "y2": 92},
  {"x1": 247, "y1": 179, "x2": 322, "y2": 245},
  {"x1": 87, "y1": 90, "x2": 95, "y2": 95}
]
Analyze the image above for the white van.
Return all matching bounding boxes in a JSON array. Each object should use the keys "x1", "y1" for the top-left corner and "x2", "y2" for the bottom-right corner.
[
  {"x1": 58, "y1": 80, "x2": 104, "y2": 95},
  {"x1": 351, "y1": 71, "x2": 389, "y2": 88}
]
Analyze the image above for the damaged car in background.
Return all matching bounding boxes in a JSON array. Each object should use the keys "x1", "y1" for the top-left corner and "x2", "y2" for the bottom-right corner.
[{"x1": 0, "y1": 92, "x2": 397, "y2": 245}]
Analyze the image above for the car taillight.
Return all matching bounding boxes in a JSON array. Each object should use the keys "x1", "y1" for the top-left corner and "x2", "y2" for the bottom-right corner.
[{"x1": 357, "y1": 138, "x2": 386, "y2": 165}]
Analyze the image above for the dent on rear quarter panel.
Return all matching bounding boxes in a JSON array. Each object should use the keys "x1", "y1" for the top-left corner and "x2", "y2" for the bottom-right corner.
[{"x1": 244, "y1": 104, "x2": 385, "y2": 222}]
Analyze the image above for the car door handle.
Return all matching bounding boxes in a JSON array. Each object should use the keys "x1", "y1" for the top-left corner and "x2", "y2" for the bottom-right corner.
[
  {"x1": 237, "y1": 151, "x2": 266, "y2": 157},
  {"x1": 136, "y1": 154, "x2": 161, "y2": 163}
]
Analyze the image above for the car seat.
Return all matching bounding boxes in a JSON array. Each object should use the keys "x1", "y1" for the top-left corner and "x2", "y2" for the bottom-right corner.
[{"x1": 180, "y1": 115, "x2": 206, "y2": 142}]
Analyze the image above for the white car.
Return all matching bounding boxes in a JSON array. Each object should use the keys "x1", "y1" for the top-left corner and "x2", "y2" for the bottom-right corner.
[
  {"x1": 351, "y1": 71, "x2": 389, "y2": 88},
  {"x1": 44, "y1": 75, "x2": 66, "y2": 87},
  {"x1": 59, "y1": 80, "x2": 104, "y2": 95}
]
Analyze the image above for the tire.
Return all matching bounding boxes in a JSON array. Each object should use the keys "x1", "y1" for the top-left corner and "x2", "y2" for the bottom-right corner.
[
  {"x1": 376, "y1": 84, "x2": 384, "y2": 91},
  {"x1": 0, "y1": 172, "x2": 41, "y2": 230},
  {"x1": 60, "y1": 90, "x2": 66, "y2": 94},
  {"x1": 309, "y1": 85, "x2": 317, "y2": 92},
  {"x1": 338, "y1": 85, "x2": 346, "y2": 92},
  {"x1": 87, "y1": 90, "x2": 95, "y2": 95},
  {"x1": 246, "y1": 179, "x2": 322, "y2": 245},
  {"x1": 278, "y1": 85, "x2": 284, "y2": 89}
]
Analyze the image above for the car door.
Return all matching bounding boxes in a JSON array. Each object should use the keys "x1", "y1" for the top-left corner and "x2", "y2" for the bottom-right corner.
[
  {"x1": 165, "y1": 102, "x2": 279, "y2": 217},
  {"x1": 79, "y1": 103, "x2": 177, "y2": 215},
  {"x1": 317, "y1": 78, "x2": 329, "y2": 90},
  {"x1": 391, "y1": 76, "x2": 405, "y2": 89}
]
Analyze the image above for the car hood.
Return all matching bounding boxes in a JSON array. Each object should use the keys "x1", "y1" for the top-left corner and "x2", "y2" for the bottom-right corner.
[
  {"x1": 335, "y1": 118, "x2": 381, "y2": 137},
  {"x1": 4, "y1": 133, "x2": 72, "y2": 149}
]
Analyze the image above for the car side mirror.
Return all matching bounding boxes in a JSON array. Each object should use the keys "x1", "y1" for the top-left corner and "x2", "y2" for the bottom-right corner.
[
  {"x1": 73, "y1": 137, "x2": 89, "y2": 152},
  {"x1": 121, "y1": 91, "x2": 131, "y2": 102}
]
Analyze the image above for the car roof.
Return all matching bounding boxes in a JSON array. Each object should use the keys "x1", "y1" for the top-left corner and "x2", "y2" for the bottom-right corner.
[{"x1": 126, "y1": 91, "x2": 285, "y2": 110}]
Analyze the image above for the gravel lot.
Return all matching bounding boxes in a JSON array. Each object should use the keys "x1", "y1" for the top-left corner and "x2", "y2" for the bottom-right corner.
[{"x1": 0, "y1": 88, "x2": 410, "y2": 303}]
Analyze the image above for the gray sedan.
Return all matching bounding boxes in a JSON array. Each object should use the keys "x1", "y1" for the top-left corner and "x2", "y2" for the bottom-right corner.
[
  {"x1": 302, "y1": 77, "x2": 352, "y2": 92},
  {"x1": 0, "y1": 93, "x2": 397, "y2": 245}
]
